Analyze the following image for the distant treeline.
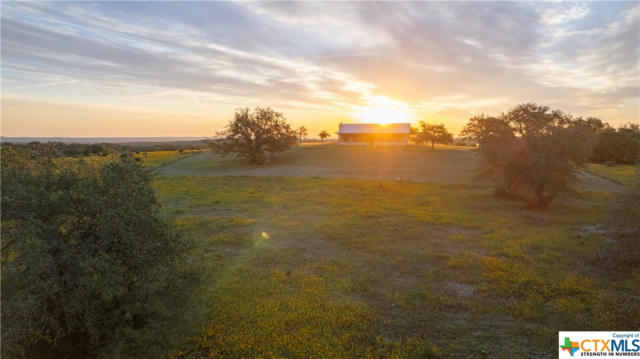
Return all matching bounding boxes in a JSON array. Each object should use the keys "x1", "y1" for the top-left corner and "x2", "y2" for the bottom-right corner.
[
  {"x1": 589, "y1": 123, "x2": 640, "y2": 164},
  {"x1": 1, "y1": 140, "x2": 210, "y2": 158},
  {"x1": 2, "y1": 122, "x2": 638, "y2": 164}
]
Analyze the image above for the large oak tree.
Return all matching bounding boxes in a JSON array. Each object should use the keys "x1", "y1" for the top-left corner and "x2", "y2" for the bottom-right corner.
[
  {"x1": 211, "y1": 107, "x2": 298, "y2": 164},
  {"x1": 411, "y1": 122, "x2": 453, "y2": 149}
]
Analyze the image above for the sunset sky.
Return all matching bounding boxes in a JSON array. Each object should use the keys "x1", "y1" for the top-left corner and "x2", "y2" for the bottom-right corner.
[{"x1": 2, "y1": 1, "x2": 639, "y2": 138}]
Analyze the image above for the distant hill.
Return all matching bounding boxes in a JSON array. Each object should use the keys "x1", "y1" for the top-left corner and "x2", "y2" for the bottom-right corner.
[{"x1": 1, "y1": 137, "x2": 207, "y2": 144}]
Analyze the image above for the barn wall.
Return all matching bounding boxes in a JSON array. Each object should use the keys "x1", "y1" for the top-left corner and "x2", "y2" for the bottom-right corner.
[{"x1": 338, "y1": 133, "x2": 408, "y2": 145}]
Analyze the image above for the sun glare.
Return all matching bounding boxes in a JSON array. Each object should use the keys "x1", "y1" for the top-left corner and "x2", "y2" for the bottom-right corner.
[{"x1": 352, "y1": 95, "x2": 415, "y2": 124}]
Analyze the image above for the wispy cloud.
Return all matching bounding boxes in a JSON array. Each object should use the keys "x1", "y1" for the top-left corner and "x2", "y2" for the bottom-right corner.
[
  {"x1": 1, "y1": 1, "x2": 638, "y2": 136},
  {"x1": 541, "y1": 3, "x2": 590, "y2": 25}
]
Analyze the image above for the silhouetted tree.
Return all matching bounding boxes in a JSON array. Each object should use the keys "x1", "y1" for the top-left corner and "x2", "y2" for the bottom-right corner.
[
  {"x1": 412, "y1": 122, "x2": 453, "y2": 149},
  {"x1": 211, "y1": 107, "x2": 298, "y2": 164},
  {"x1": 298, "y1": 126, "x2": 308, "y2": 144},
  {"x1": 461, "y1": 103, "x2": 598, "y2": 209},
  {"x1": 409, "y1": 126, "x2": 419, "y2": 143},
  {"x1": 318, "y1": 130, "x2": 330, "y2": 143}
]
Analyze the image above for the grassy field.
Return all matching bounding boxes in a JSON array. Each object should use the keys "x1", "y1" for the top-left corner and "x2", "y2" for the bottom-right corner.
[
  {"x1": 586, "y1": 163, "x2": 637, "y2": 185},
  {"x1": 156, "y1": 144, "x2": 480, "y2": 185},
  {"x1": 157, "y1": 144, "x2": 623, "y2": 192},
  {"x1": 147, "y1": 145, "x2": 637, "y2": 358},
  {"x1": 134, "y1": 149, "x2": 202, "y2": 170},
  {"x1": 71, "y1": 150, "x2": 202, "y2": 171}
]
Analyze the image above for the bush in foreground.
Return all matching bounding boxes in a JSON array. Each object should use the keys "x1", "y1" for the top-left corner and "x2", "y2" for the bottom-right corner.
[{"x1": 1, "y1": 149, "x2": 197, "y2": 358}]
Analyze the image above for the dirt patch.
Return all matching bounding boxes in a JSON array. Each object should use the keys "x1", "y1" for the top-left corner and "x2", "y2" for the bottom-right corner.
[
  {"x1": 577, "y1": 224, "x2": 608, "y2": 235},
  {"x1": 575, "y1": 224, "x2": 614, "y2": 243},
  {"x1": 446, "y1": 282, "x2": 474, "y2": 298},
  {"x1": 576, "y1": 171, "x2": 625, "y2": 192},
  {"x1": 520, "y1": 211, "x2": 553, "y2": 225}
]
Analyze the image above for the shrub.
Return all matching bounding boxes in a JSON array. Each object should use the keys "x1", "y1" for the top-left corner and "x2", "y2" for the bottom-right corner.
[
  {"x1": 1, "y1": 149, "x2": 197, "y2": 357},
  {"x1": 461, "y1": 103, "x2": 598, "y2": 209}
]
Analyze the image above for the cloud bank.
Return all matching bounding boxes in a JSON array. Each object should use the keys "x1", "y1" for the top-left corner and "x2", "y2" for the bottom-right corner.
[{"x1": 2, "y1": 1, "x2": 638, "y2": 136}]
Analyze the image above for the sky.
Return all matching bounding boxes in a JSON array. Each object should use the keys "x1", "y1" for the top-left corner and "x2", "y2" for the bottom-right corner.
[{"x1": 2, "y1": 1, "x2": 639, "y2": 138}]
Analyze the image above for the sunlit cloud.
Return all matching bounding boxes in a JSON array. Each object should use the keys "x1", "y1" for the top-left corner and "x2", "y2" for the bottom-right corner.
[
  {"x1": 1, "y1": 1, "x2": 638, "y2": 137},
  {"x1": 541, "y1": 3, "x2": 590, "y2": 24}
]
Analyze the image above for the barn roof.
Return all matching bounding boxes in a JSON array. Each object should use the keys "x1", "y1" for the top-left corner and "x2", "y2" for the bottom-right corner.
[{"x1": 337, "y1": 123, "x2": 411, "y2": 134}]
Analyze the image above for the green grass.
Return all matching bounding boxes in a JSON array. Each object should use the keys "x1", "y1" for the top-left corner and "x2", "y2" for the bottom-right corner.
[
  {"x1": 156, "y1": 144, "x2": 623, "y2": 192},
  {"x1": 156, "y1": 144, "x2": 481, "y2": 185},
  {"x1": 586, "y1": 163, "x2": 637, "y2": 185},
  {"x1": 76, "y1": 150, "x2": 202, "y2": 171},
  {"x1": 153, "y1": 176, "x2": 638, "y2": 358},
  {"x1": 134, "y1": 149, "x2": 202, "y2": 170}
]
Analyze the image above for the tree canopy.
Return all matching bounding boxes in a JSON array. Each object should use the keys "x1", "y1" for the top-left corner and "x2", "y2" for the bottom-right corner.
[
  {"x1": 1, "y1": 149, "x2": 197, "y2": 357},
  {"x1": 590, "y1": 123, "x2": 640, "y2": 164},
  {"x1": 318, "y1": 130, "x2": 330, "y2": 142},
  {"x1": 298, "y1": 126, "x2": 308, "y2": 144},
  {"x1": 461, "y1": 103, "x2": 599, "y2": 209},
  {"x1": 411, "y1": 122, "x2": 453, "y2": 149},
  {"x1": 211, "y1": 107, "x2": 298, "y2": 164}
]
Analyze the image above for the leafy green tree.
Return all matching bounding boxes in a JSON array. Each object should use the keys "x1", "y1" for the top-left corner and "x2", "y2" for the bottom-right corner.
[
  {"x1": 211, "y1": 107, "x2": 298, "y2": 164},
  {"x1": 1, "y1": 149, "x2": 197, "y2": 358},
  {"x1": 591, "y1": 123, "x2": 640, "y2": 164},
  {"x1": 461, "y1": 114, "x2": 515, "y2": 176},
  {"x1": 318, "y1": 130, "x2": 330, "y2": 143},
  {"x1": 461, "y1": 103, "x2": 598, "y2": 209},
  {"x1": 84, "y1": 143, "x2": 105, "y2": 156},
  {"x1": 412, "y1": 122, "x2": 453, "y2": 149},
  {"x1": 298, "y1": 126, "x2": 308, "y2": 144}
]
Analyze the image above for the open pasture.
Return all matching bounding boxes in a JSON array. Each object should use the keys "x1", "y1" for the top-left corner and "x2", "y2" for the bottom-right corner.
[
  {"x1": 586, "y1": 163, "x2": 637, "y2": 185},
  {"x1": 156, "y1": 144, "x2": 479, "y2": 184},
  {"x1": 157, "y1": 144, "x2": 623, "y2": 192},
  {"x1": 135, "y1": 149, "x2": 202, "y2": 170},
  {"x1": 152, "y1": 146, "x2": 636, "y2": 358}
]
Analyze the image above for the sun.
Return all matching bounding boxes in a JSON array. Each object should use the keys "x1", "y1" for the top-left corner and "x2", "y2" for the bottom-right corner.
[{"x1": 352, "y1": 95, "x2": 415, "y2": 124}]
